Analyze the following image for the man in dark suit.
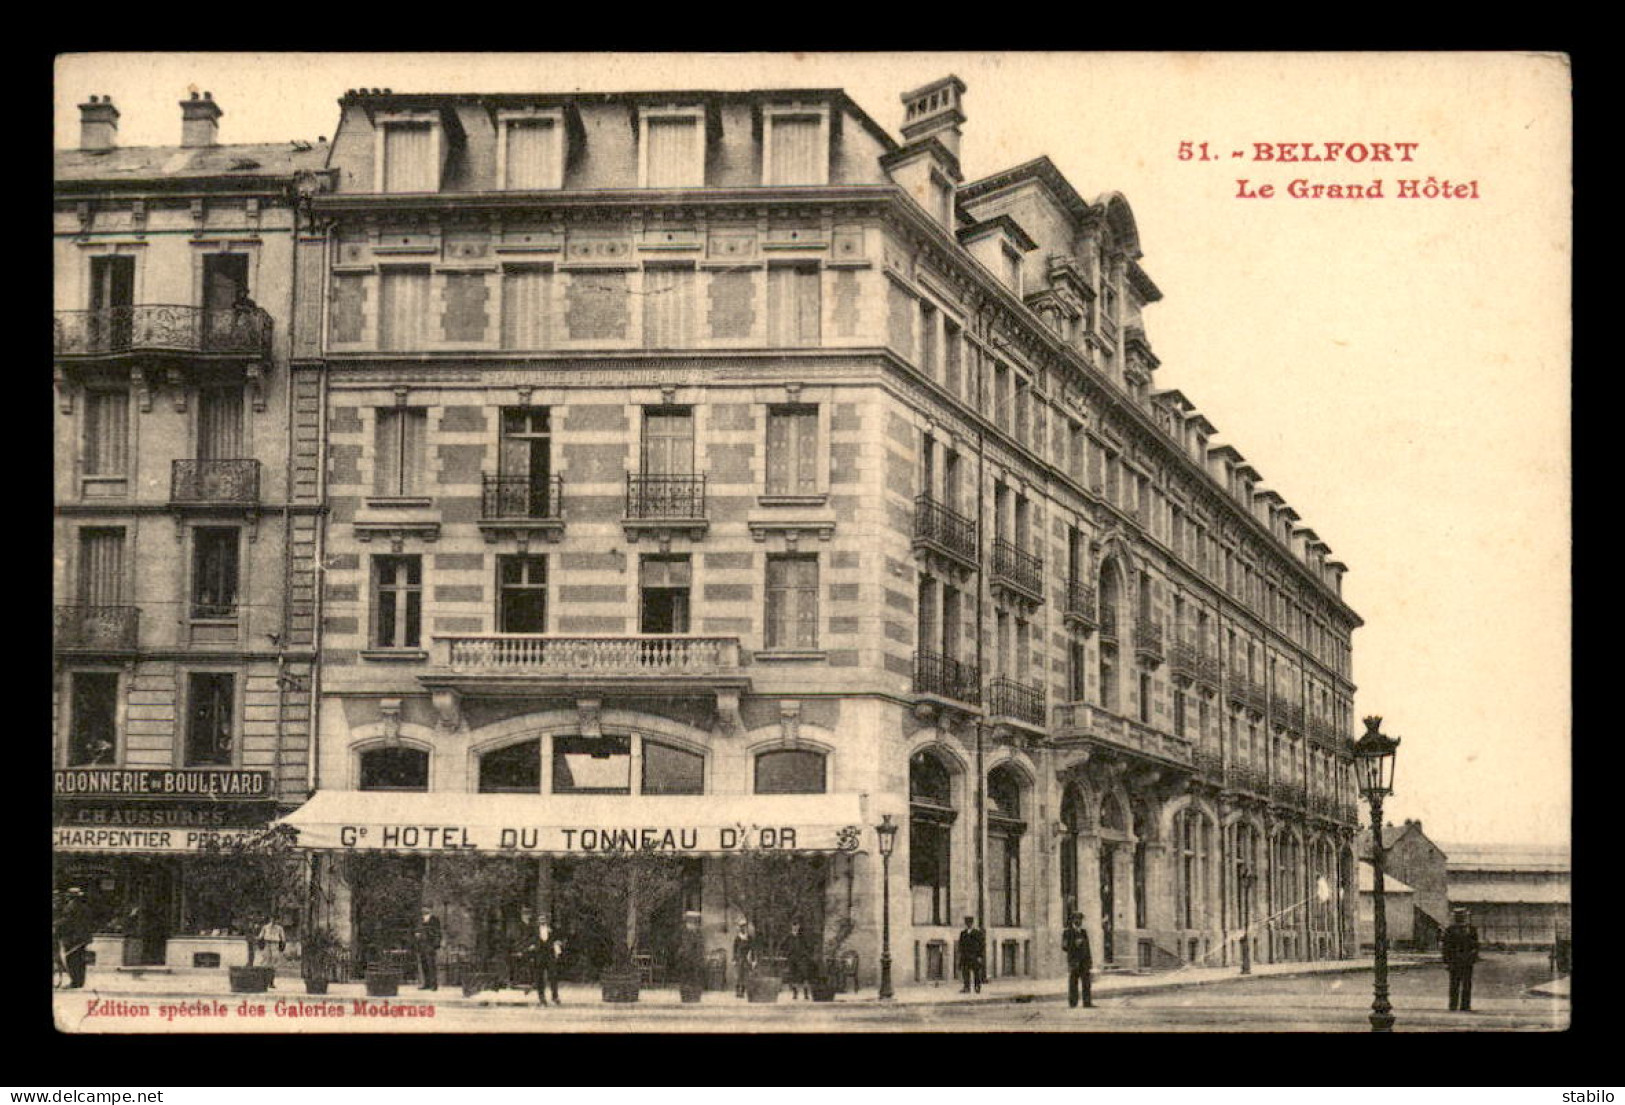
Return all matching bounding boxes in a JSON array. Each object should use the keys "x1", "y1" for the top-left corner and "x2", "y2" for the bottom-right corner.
[
  {"x1": 528, "y1": 913, "x2": 564, "y2": 1006},
  {"x1": 412, "y1": 906, "x2": 443, "y2": 991},
  {"x1": 56, "y1": 888, "x2": 93, "y2": 989},
  {"x1": 955, "y1": 915, "x2": 986, "y2": 994},
  {"x1": 1062, "y1": 912, "x2": 1094, "y2": 1008},
  {"x1": 1442, "y1": 906, "x2": 1480, "y2": 1012},
  {"x1": 731, "y1": 921, "x2": 755, "y2": 998}
]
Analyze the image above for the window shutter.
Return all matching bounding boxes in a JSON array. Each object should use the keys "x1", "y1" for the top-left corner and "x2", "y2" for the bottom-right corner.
[
  {"x1": 793, "y1": 410, "x2": 817, "y2": 492},
  {"x1": 379, "y1": 270, "x2": 429, "y2": 351},
  {"x1": 766, "y1": 412, "x2": 791, "y2": 494},
  {"x1": 501, "y1": 268, "x2": 551, "y2": 350},
  {"x1": 384, "y1": 123, "x2": 436, "y2": 192},
  {"x1": 77, "y1": 530, "x2": 125, "y2": 606},
  {"x1": 374, "y1": 410, "x2": 400, "y2": 496},
  {"x1": 506, "y1": 120, "x2": 558, "y2": 189},
  {"x1": 84, "y1": 391, "x2": 129, "y2": 476},
  {"x1": 645, "y1": 118, "x2": 699, "y2": 187},
  {"x1": 400, "y1": 409, "x2": 425, "y2": 496},
  {"x1": 198, "y1": 389, "x2": 243, "y2": 460},
  {"x1": 769, "y1": 116, "x2": 823, "y2": 185}
]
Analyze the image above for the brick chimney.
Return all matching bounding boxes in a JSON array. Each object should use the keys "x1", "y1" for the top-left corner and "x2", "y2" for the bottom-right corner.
[
  {"x1": 181, "y1": 90, "x2": 222, "y2": 148},
  {"x1": 78, "y1": 95, "x2": 119, "y2": 151},
  {"x1": 899, "y1": 75, "x2": 966, "y2": 160}
]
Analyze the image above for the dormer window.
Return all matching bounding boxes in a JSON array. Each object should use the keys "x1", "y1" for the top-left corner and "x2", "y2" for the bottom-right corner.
[
  {"x1": 378, "y1": 116, "x2": 440, "y2": 193},
  {"x1": 640, "y1": 107, "x2": 705, "y2": 188},
  {"x1": 930, "y1": 170, "x2": 953, "y2": 227},
  {"x1": 498, "y1": 110, "x2": 564, "y2": 190},
  {"x1": 1001, "y1": 243, "x2": 1022, "y2": 296},
  {"x1": 764, "y1": 107, "x2": 829, "y2": 186}
]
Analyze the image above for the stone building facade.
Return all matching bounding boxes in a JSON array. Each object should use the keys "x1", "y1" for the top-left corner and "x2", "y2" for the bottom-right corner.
[
  {"x1": 283, "y1": 77, "x2": 1363, "y2": 984},
  {"x1": 52, "y1": 93, "x2": 331, "y2": 966}
]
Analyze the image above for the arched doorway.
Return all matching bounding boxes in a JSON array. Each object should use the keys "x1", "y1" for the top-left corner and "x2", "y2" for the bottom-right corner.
[
  {"x1": 1058, "y1": 785, "x2": 1085, "y2": 920},
  {"x1": 909, "y1": 749, "x2": 957, "y2": 929},
  {"x1": 1099, "y1": 794, "x2": 1129, "y2": 964}
]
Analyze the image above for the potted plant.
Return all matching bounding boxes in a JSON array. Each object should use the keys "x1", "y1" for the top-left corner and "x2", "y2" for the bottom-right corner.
[
  {"x1": 723, "y1": 848, "x2": 833, "y2": 1005},
  {"x1": 300, "y1": 926, "x2": 344, "y2": 995},
  {"x1": 553, "y1": 851, "x2": 684, "y2": 1004},
  {"x1": 810, "y1": 918, "x2": 855, "y2": 1002}
]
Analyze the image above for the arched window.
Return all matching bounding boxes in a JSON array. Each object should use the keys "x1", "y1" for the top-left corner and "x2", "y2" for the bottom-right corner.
[
  {"x1": 479, "y1": 739, "x2": 540, "y2": 793},
  {"x1": 1098, "y1": 561, "x2": 1122, "y2": 711},
  {"x1": 643, "y1": 740, "x2": 705, "y2": 795},
  {"x1": 909, "y1": 750, "x2": 955, "y2": 926},
  {"x1": 987, "y1": 766, "x2": 1025, "y2": 927},
  {"x1": 753, "y1": 748, "x2": 825, "y2": 794},
  {"x1": 359, "y1": 746, "x2": 428, "y2": 791}
]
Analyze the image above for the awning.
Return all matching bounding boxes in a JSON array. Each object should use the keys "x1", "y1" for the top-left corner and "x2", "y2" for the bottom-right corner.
[{"x1": 276, "y1": 790, "x2": 870, "y2": 855}]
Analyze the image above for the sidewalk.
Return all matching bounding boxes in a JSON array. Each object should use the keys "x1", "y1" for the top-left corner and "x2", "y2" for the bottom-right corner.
[{"x1": 60, "y1": 955, "x2": 1437, "y2": 1011}]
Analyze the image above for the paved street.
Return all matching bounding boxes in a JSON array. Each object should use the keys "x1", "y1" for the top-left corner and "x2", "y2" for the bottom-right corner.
[{"x1": 54, "y1": 952, "x2": 1566, "y2": 1033}]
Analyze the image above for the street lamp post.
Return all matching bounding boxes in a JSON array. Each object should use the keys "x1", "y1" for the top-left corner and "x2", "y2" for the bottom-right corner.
[
  {"x1": 1353, "y1": 715, "x2": 1401, "y2": 1033},
  {"x1": 1238, "y1": 863, "x2": 1255, "y2": 975},
  {"x1": 876, "y1": 813, "x2": 899, "y2": 1001}
]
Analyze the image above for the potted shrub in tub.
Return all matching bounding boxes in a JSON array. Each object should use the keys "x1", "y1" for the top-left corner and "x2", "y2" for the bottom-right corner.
[
  {"x1": 300, "y1": 926, "x2": 344, "y2": 996},
  {"x1": 553, "y1": 850, "x2": 684, "y2": 1004},
  {"x1": 810, "y1": 918, "x2": 855, "y2": 1002}
]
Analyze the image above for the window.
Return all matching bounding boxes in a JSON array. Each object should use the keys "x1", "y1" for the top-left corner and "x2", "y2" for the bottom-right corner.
[
  {"x1": 641, "y1": 407, "x2": 694, "y2": 475},
  {"x1": 360, "y1": 746, "x2": 429, "y2": 791},
  {"x1": 910, "y1": 751, "x2": 955, "y2": 925},
  {"x1": 1174, "y1": 687, "x2": 1187, "y2": 737},
  {"x1": 767, "y1": 264, "x2": 820, "y2": 346},
  {"x1": 191, "y1": 528, "x2": 240, "y2": 620},
  {"x1": 753, "y1": 749, "x2": 826, "y2": 794},
  {"x1": 382, "y1": 122, "x2": 437, "y2": 193},
  {"x1": 988, "y1": 766, "x2": 1025, "y2": 927},
  {"x1": 378, "y1": 269, "x2": 430, "y2": 351},
  {"x1": 76, "y1": 528, "x2": 124, "y2": 606},
  {"x1": 918, "y1": 301, "x2": 938, "y2": 377},
  {"x1": 639, "y1": 555, "x2": 691, "y2": 634},
  {"x1": 197, "y1": 387, "x2": 244, "y2": 460},
  {"x1": 765, "y1": 406, "x2": 818, "y2": 495},
  {"x1": 497, "y1": 555, "x2": 547, "y2": 633},
  {"x1": 82, "y1": 389, "x2": 129, "y2": 485},
  {"x1": 643, "y1": 740, "x2": 705, "y2": 795},
  {"x1": 503, "y1": 118, "x2": 562, "y2": 190},
  {"x1": 943, "y1": 319, "x2": 962, "y2": 395},
  {"x1": 201, "y1": 254, "x2": 249, "y2": 347},
  {"x1": 372, "y1": 555, "x2": 422, "y2": 649},
  {"x1": 993, "y1": 363, "x2": 1010, "y2": 429},
  {"x1": 374, "y1": 407, "x2": 427, "y2": 497},
  {"x1": 1014, "y1": 377, "x2": 1030, "y2": 445},
  {"x1": 1069, "y1": 640, "x2": 1088, "y2": 702},
  {"x1": 552, "y1": 734, "x2": 631, "y2": 794},
  {"x1": 497, "y1": 406, "x2": 553, "y2": 516},
  {"x1": 765, "y1": 113, "x2": 826, "y2": 185},
  {"x1": 1002, "y1": 245, "x2": 1022, "y2": 295},
  {"x1": 1139, "y1": 671, "x2": 1153, "y2": 724},
  {"x1": 479, "y1": 740, "x2": 540, "y2": 793},
  {"x1": 929, "y1": 172, "x2": 952, "y2": 226},
  {"x1": 643, "y1": 266, "x2": 696, "y2": 348},
  {"x1": 89, "y1": 255, "x2": 134, "y2": 347},
  {"x1": 642, "y1": 114, "x2": 702, "y2": 188},
  {"x1": 68, "y1": 672, "x2": 118, "y2": 766},
  {"x1": 765, "y1": 554, "x2": 818, "y2": 649},
  {"x1": 185, "y1": 672, "x2": 234, "y2": 766}
]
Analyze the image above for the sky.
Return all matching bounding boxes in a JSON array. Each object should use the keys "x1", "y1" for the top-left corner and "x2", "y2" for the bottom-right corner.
[{"x1": 54, "y1": 52, "x2": 1573, "y2": 847}]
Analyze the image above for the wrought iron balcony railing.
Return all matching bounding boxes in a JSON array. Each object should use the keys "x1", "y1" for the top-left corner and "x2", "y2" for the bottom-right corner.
[
  {"x1": 54, "y1": 305, "x2": 273, "y2": 358},
  {"x1": 912, "y1": 495, "x2": 978, "y2": 567},
  {"x1": 991, "y1": 539, "x2": 1044, "y2": 601},
  {"x1": 1098, "y1": 604, "x2": 1120, "y2": 643},
  {"x1": 54, "y1": 605, "x2": 140, "y2": 652},
  {"x1": 1226, "y1": 666, "x2": 1249, "y2": 706},
  {"x1": 1338, "y1": 801, "x2": 1360, "y2": 824},
  {"x1": 1197, "y1": 654, "x2": 1221, "y2": 687},
  {"x1": 1270, "y1": 693, "x2": 1305, "y2": 732},
  {"x1": 1244, "y1": 680, "x2": 1268, "y2": 715},
  {"x1": 625, "y1": 473, "x2": 706, "y2": 520},
  {"x1": 482, "y1": 474, "x2": 564, "y2": 520},
  {"x1": 913, "y1": 650, "x2": 981, "y2": 706},
  {"x1": 1271, "y1": 781, "x2": 1308, "y2": 809},
  {"x1": 434, "y1": 634, "x2": 740, "y2": 674},
  {"x1": 1134, "y1": 618, "x2": 1164, "y2": 662},
  {"x1": 1063, "y1": 578, "x2": 1097, "y2": 630},
  {"x1": 987, "y1": 676, "x2": 1046, "y2": 727},
  {"x1": 1192, "y1": 747, "x2": 1225, "y2": 781},
  {"x1": 1170, "y1": 640, "x2": 1200, "y2": 680},
  {"x1": 170, "y1": 459, "x2": 261, "y2": 505}
]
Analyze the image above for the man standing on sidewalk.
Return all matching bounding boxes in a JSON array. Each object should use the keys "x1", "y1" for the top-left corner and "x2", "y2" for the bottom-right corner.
[
  {"x1": 529, "y1": 913, "x2": 564, "y2": 1006},
  {"x1": 412, "y1": 906, "x2": 442, "y2": 991},
  {"x1": 1062, "y1": 912, "x2": 1094, "y2": 1008},
  {"x1": 1443, "y1": 906, "x2": 1480, "y2": 1012},
  {"x1": 955, "y1": 915, "x2": 986, "y2": 994},
  {"x1": 731, "y1": 921, "x2": 755, "y2": 998}
]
